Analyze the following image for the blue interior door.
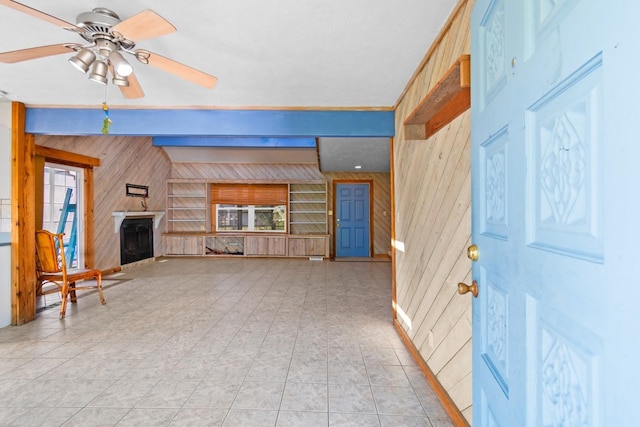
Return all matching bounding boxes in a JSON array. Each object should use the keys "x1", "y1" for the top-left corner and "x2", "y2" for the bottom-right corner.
[
  {"x1": 336, "y1": 183, "x2": 370, "y2": 257},
  {"x1": 471, "y1": 0, "x2": 640, "y2": 425}
]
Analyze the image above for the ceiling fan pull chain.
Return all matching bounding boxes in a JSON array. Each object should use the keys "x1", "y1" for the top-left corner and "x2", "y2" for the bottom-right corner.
[
  {"x1": 102, "y1": 82, "x2": 113, "y2": 135},
  {"x1": 102, "y1": 102, "x2": 112, "y2": 135}
]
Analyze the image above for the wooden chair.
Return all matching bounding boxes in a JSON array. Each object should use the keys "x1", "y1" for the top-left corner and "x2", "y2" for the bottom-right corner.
[{"x1": 35, "y1": 230, "x2": 106, "y2": 319}]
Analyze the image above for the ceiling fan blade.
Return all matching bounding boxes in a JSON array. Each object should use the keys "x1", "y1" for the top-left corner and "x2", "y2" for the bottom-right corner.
[
  {"x1": 136, "y1": 50, "x2": 218, "y2": 89},
  {"x1": 119, "y1": 72, "x2": 145, "y2": 99},
  {"x1": 0, "y1": 43, "x2": 79, "y2": 63},
  {"x1": 0, "y1": 0, "x2": 80, "y2": 31},
  {"x1": 112, "y1": 10, "x2": 176, "y2": 43}
]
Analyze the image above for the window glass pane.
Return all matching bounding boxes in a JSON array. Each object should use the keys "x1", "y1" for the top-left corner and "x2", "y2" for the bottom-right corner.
[
  {"x1": 254, "y1": 205, "x2": 286, "y2": 231},
  {"x1": 273, "y1": 205, "x2": 286, "y2": 228},
  {"x1": 54, "y1": 170, "x2": 66, "y2": 185},
  {"x1": 66, "y1": 171, "x2": 77, "y2": 187},
  {"x1": 43, "y1": 183, "x2": 50, "y2": 203},
  {"x1": 254, "y1": 209, "x2": 273, "y2": 230},
  {"x1": 54, "y1": 187, "x2": 68, "y2": 203},
  {"x1": 217, "y1": 209, "x2": 239, "y2": 231},
  {"x1": 217, "y1": 206, "x2": 249, "y2": 231},
  {"x1": 216, "y1": 204, "x2": 286, "y2": 232}
]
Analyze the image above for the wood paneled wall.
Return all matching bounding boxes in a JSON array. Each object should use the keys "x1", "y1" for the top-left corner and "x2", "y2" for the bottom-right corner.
[
  {"x1": 171, "y1": 162, "x2": 325, "y2": 181},
  {"x1": 172, "y1": 163, "x2": 391, "y2": 259},
  {"x1": 393, "y1": 0, "x2": 473, "y2": 422},
  {"x1": 35, "y1": 135, "x2": 172, "y2": 270}
]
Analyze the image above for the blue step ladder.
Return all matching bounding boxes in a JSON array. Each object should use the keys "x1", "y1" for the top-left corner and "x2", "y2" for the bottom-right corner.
[{"x1": 56, "y1": 188, "x2": 78, "y2": 267}]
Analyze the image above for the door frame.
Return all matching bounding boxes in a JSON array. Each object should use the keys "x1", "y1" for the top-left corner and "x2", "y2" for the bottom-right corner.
[
  {"x1": 332, "y1": 179, "x2": 374, "y2": 258},
  {"x1": 35, "y1": 145, "x2": 99, "y2": 270}
]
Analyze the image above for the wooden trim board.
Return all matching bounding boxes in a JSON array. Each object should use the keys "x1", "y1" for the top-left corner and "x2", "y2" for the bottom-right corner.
[
  {"x1": 404, "y1": 55, "x2": 471, "y2": 141},
  {"x1": 35, "y1": 145, "x2": 100, "y2": 168}
]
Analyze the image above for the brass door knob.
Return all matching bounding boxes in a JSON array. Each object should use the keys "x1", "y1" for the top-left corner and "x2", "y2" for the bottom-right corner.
[
  {"x1": 467, "y1": 244, "x2": 478, "y2": 261},
  {"x1": 458, "y1": 280, "x2": 478, "y2": 298}
]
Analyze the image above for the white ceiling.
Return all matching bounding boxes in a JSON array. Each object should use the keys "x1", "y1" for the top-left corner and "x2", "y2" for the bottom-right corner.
[
  {"x1": 0, "y1": 0, "x2": 457, "y2": 170},
  {"x1": 0, "y1": 0, "x2": 457, "y2": 108}
]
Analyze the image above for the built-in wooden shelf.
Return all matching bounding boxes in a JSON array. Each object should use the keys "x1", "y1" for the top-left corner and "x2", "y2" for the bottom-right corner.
[
  {"x1": 162, "y1": 180, "x2": 329, "y2": 258},
  {"x1": 404, "y1": 54, "x2": 470, "y2": 140}
]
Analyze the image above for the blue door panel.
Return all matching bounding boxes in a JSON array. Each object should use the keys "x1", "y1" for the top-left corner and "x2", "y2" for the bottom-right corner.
[
  {"x1": 336, "y1": 183, "x2": 370, "y2": 257},
  {"x1": 469, "y1": 0, "x2": 638, "y2": 425},
  {"x1": 354, "y1": 227, "x2": 365, "y2": 249},
  {"x1": 340, "y1": 200, "x2": 352, "y2": 221},
  {"x1": 339, "y1": 228, "x2": 351, "y2": 249},
  {"x1": 354, "y1": 200, "x2": 365, "y2": 221}
]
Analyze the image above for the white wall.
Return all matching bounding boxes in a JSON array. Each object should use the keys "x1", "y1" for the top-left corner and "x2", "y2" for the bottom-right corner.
[
  {"x1": 0, "y1": 102, "x2": 10, "y2": 199},
  {"x1": 0, "y1": 245, "x2": 10, "y2": 327},
  {"x1": 0, "y1": 101, "x2": 11, "y2": 327}
]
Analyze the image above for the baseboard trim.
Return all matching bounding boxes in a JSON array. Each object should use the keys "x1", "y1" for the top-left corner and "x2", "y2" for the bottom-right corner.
[
  {"x1": 100, "y1": 266, "x2": 122, "y2": 276},
  {"x1": 394, "y1": 319, "x2": 470, "y2": 427}
]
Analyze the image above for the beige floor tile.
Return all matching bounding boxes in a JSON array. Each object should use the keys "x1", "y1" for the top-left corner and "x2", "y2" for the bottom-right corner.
[{"x1": 0, "y1": 258, "x2": 453, "y2": 426}]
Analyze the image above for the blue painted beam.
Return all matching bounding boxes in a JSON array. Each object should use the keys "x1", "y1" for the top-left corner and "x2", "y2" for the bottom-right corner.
[
  {"x1": 153, "y1": 137, "x2": 316, "y2": 148},
  {"x1": 25, "y1": 108, "x2": 395, "y2": 137}
]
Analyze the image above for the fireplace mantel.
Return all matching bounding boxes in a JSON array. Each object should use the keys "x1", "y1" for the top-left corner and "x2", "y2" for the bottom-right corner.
[{"x1": 112, "y1": 211, "x2": 165, "y2": 233}]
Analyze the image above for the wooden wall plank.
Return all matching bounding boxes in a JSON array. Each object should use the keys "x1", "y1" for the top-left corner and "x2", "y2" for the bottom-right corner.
[
  {"x1": 412, "y1": 200, "x2": 472, "y2": 356},
  {"x1": 404, "y1": 123, "x2": 470, "y2": 319},
  {"x1": 437, "y1": 340, "x2": 473, "y2": 412},
  {"x1": 172, "y1": 162, "x2": 326, "y2": 181},
  {"x1": 392, "y1": 0, "x2": 474, "y2": 423}
]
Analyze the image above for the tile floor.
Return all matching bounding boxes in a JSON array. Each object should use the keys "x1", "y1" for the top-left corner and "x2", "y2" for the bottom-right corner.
[{"x1": 0, "y1": 257, "x2": 454, "y2": 426}]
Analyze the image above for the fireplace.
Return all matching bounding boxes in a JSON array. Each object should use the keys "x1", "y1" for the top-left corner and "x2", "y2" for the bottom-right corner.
[{"x1": 120, "y1": 217, "x2": 154, "y2": 265}]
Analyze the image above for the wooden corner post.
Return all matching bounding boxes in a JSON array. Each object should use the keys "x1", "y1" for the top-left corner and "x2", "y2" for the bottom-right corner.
[{"x1": 11, "y1": 102, "x2": 36, "y2": 325}]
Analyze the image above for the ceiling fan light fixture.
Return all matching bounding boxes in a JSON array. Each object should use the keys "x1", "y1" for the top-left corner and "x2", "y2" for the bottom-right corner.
[
  {"x1": 109, "y1": 51, "x2": 133, "y2": 76},
  {"x1": 68, "y1": 48, "x2": 96, "y2": 73},
  {"x1": 112, "y1": 73, "x2": 129, "y2": 87},
  {"x1": 88, "y1": 60, "x2": 108, "y2": 84}
]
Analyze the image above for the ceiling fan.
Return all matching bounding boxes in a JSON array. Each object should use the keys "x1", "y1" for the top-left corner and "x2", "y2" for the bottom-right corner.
[{"x1": 0, "y1": 0, "x2": 218, "y2": 98}]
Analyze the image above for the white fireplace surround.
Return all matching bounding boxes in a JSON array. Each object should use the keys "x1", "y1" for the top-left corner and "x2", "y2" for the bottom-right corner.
[{"x1": 112, "y1": 211, "x2": 165, "y2": 233}]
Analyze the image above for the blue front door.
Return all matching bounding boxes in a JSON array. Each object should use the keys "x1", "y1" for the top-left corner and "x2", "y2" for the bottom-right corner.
[
  {"x1": 471, "y1": 0, "x2": 640, "y2": 425},
  {"x1": 336, "y1": 183, "x2": 370, "y2": 257}
]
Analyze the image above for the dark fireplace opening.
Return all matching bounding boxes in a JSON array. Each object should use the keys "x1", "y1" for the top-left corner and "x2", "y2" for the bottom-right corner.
[{"x1": 120, "y1": 217, "x2": 154, "y2": 265}]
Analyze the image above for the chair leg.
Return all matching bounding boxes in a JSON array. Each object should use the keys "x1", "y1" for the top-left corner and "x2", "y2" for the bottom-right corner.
[
  {"x1": 69, "y1": 282, "x2": 77, "y2": 303},
  {"x1": 97, "y1": 275, "x2": 106, "y2": 305},
  {"x1": 59, "y1": 284, "x2": 69, "y2": 320}
]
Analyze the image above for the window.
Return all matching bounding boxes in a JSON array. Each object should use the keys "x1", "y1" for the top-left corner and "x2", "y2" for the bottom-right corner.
[
  {"x1": 216, "y1": 204, "x2": 286, "y2": 232},
  {"x1": 42, "y1": 163, "x2": 84, "y2": 268},
  {"x1": 212, "y1": 184, "x2": 288, "y2": 233}
]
